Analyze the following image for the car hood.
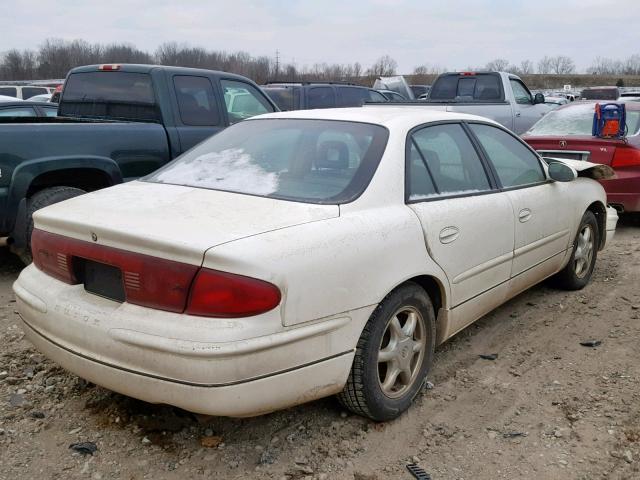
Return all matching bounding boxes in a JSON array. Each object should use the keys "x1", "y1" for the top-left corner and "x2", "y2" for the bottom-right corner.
[{"x1": 33, "y1": 181, "x2": 340, "y2": 265}]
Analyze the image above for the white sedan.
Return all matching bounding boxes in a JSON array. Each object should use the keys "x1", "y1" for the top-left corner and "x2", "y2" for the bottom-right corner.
[{"x1": 14, "y1": 107, "x2": 618, "y2": 420}]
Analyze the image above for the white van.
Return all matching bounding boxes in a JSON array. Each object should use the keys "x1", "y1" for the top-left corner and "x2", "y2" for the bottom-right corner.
[{"x1": 0, "y1": 85, "x2": 51, "y2": 100}]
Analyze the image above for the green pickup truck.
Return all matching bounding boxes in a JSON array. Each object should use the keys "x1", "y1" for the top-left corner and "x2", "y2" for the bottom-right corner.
[{"x1": 0, "y1": 64, "x2": 278, "y2": 260}]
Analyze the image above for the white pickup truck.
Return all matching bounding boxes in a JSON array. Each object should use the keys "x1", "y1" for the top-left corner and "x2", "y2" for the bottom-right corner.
[{"x1": 373, "y1": 71, "x2": 550, "y2": 135}]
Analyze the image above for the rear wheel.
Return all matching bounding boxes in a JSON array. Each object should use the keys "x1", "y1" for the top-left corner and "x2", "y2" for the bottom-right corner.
[
  {"x1": 552, "y1": 210, "x2": 599, "y2": 290},
  {"x1": 338, "y1": 283, "x2": 435, "y2": 421},
  {"x1": 15, "y1": 186, "x2": 86, "y2": 264}
]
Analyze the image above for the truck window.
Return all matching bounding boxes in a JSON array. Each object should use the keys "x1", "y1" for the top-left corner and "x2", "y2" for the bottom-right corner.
[
  {"x1": 509, "y1": 79, "x2": 533, "y2": 104},
  {"x1": 60, "y1": 72, "x2": 160, "y2": 122},
  {"x1": 173, "y1": 76, "x2": 220, "y2": 126},
  {"x1": 220, "y1": 79, "x2": 273, "y2": 124},
  {"x1": 263, "y1": 86, "x2": 299, "y2": 111},
  {"x1": 22, "y1": 87, "x2": 48, "y2": 99},
  {"x1": 0, "y1": 87, "x2": 17, "y2": 97},
  {"x1": 308, "y1": 87, "x2": 336, "y2": 109},
  {"x1": 336, "y1": 86, "x2": 370, "y2": 107},
  {"x1": 430, "y1": 74, "x2": 502, "y2": 101}
]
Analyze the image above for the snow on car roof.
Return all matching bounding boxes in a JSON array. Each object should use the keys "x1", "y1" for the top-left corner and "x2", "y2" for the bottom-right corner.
[{"x1": 256, "y1": 106, "x2": 501, "y2": 130}]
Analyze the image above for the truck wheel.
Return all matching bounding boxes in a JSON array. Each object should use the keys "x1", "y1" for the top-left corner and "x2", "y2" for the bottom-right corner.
[
  {"x1": 338, "y1": 283, "x2": 436, "y2": 421},
  {"x1": 18, "y1": 186, "x2": 86, "y2": 264},
  {"x1": 551, "y1": 210, "x2": 599, "y2": 290}
]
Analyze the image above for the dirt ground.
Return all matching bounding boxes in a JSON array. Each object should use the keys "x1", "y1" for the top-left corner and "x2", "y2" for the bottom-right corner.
[{"x1": 1, "y1": 216, "x2": 639, "y2": 480}]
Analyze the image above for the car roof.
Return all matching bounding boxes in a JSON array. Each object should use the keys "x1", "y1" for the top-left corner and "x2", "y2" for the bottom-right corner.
[
  {"x1": 255, "y1": 106, "x2": 501, "y2": 130},
  {"x1": 68, "y1": 64, "x2": 258, "y2": 83}
]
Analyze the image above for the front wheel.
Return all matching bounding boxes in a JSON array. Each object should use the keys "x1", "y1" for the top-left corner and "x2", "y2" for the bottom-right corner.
[
  {"x1": 338, "y1": 283, "x2": 436, "y2": 421},
  {"x1": 552, "y1": 210, "x2": 599, "y2": 290}
]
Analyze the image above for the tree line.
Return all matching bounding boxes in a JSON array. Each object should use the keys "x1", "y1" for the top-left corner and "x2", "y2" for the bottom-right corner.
[{"x1": 1, "y1": 39, "x2": 639, "y2": 83}]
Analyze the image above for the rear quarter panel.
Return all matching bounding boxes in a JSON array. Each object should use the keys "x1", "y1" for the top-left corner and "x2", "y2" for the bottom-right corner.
[{"x1": 201, "y1": 205, "x2": 450, "y2": 327}]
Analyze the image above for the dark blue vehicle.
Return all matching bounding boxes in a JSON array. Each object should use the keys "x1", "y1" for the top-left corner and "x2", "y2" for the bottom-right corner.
[
  {"x1": 0, "y1": 64, "x2": 277, "y2": 260},
  {"x1": 261, "y1": 81, "x2": 388, "y2": 111}
]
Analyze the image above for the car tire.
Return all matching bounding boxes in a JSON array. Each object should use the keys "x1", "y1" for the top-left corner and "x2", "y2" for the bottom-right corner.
[
  {"x1": 552, "y1": 210, "x2": 599, "y2": 290},
  {"x1": 338, "y1": 282, "x2": 436, "y2": 421},
  {"x1": 17, "y1": 186, "x2": 86, "y2": 264}
]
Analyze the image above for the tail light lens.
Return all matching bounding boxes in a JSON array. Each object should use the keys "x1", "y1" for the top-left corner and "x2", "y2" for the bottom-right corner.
[
  {"x1": 186, "y1": 268, "x2": 281, "y2": 317},
  {"x1": 612, "y1": 147, "x2": 640, "y2": 168},
  {"x1": 30, "y1": 229, "x2": 280, "y2": 317}
]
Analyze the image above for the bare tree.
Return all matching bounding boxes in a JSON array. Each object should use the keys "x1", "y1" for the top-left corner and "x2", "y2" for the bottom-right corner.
[
  {"x1": 366, "y1": 55, "x2": 397, "y2": 77},
  {"x1": 413, "y1": 63, "x2": 446, "y2": 75},
  {"x1": 484, "y1": 58, "x2": 510, "y2": 71},
  {"x1": 518, "y1": 60, "x2": 535, "y2": 74}
]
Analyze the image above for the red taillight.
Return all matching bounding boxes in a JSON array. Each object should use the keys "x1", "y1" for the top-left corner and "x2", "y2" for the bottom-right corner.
[
  {"x1": 612, "y1": 147, "x2": 640, "y2": 168},
  {"x1": 98, "y1": 64, "x2": 121, "y2": 71},
  {"x1": 31, "y1": 229, "x2": 281, "y2": 317},
  {"x1": 186, "y1": 268, "x2": 281, "y2": 318},
  {"x1": 460, "y1": 72, "x2": 476, "y2": 76}
]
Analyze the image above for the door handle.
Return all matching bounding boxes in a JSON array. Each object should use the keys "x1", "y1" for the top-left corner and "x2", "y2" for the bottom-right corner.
[
  {"x1": 515, "y1": 112, "x2": 521, "y2": 117},
  {"x1": 518, "y1": 208, "x2": 532, "y2": 223},
  {"x1": 439, "y1": 226, "x2": 460, "y2": 244}
]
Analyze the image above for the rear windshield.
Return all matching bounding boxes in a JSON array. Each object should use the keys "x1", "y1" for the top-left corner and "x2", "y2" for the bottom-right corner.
[
  {"x1": 527, "y1": 103, "x2": 640, "y2": 136},
  {"x1": 429, "y1": 74, "x2": 503, "y2": 101},
  {"x1": 263, "y1": 87, "x2": 299, "y2": 111},
  {"x1": 145, "y1": 119, "x2": 389, "y2": 204},
  {"x1": 60, "y1": 71, "x2": 160, "y2": 122},
  {"x1": 581, "y1": 88, "x2": 619, "y2": 100}
]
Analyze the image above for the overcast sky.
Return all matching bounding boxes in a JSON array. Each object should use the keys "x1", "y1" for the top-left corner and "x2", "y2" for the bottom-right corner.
[{"x1": 6, "y1": 0, "x2": 640, "y2": 72}]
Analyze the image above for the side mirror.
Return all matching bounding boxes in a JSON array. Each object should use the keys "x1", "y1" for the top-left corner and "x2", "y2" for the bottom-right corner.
[
  {"x1": 533, "y1": 93, "x2": 545, "y2": 104},
  {"x1": 548, "y1": 162, "x2": 577, "y2": 182}
]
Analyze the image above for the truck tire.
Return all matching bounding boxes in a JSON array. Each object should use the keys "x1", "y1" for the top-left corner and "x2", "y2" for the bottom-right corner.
[{"x1": 18, "y1": 186, "x2": 86, "y2": 264}]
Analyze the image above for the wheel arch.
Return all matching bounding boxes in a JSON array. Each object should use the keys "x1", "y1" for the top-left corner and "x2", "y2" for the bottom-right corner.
[{"x1": 586, "y1": 200, "x2": 606, "y2": 250}]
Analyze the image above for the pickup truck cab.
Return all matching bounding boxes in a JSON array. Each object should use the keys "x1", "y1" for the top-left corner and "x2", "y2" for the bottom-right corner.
[
  {"x1": 0, "y1": 64, "x2": 278, "y2": 260},
  {"x1": 262, "y1": 81, "x2": 388, "y2": 111},
  {"x1": 422, "y1": 72, "x2": 549, "y2": 134}
]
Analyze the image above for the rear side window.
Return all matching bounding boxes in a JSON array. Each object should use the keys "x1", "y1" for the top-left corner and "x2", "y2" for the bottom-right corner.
[
  {"x1": 368, "y1": 90, "x2": 388, "y2": 103},
  {"x1": 0, "y1": 87, "x2": 17, "y2": 97},
  {"x1": 308, "y1": 87, "x2": 336, "y2": 109},
  {"x1": 263, "y1": 86, "x2": 299, "y2": 111},
  {"x1": 221, "y1": 79, "x2": 273, "y2": 124},
  {"x1": 60, "y1": 72, "x2": 160, "y2": 121},
  {"x1": 43, "y1": 106, "x2": 58, "y2": 117},
  {"x1": 337, "y1": 86, "x2": 370, "y2": 107},
  {"x1": 408, "y1": 123, "x2": 491, "y2": 199},
  {"x1": 470, "y1": 123, "x2": 545, "y2": 188},
  {"x1": 429, "y1": 74, "x2": 502, "y2": 101},
  {"x1": 174, "y1": 76, "x2": 220, "y2": 126},
  {"x1": 22, "y1": 87, "x2": 48, "y2": 99},
  {"x1": 0, "y1": 107, "x2": 37, "y2": 117}
]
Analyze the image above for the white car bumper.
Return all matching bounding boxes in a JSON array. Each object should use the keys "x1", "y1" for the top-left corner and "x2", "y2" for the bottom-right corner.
[{"x1": 14, "y1": 265, "x2": 369, "y2": 416}]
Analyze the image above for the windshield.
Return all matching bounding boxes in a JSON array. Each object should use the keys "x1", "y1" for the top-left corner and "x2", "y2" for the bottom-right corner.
[
  {"x1": 145, "y1": 119, "x2": 389, "y2": 204},
  {"x1": 527, "y1": 103, "x2": 640, "y2": 136}
]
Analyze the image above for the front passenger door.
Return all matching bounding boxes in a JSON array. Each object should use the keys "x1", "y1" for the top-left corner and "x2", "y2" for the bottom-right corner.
[{"x1": 468, "y1": 123, "x2": 573, "y2": 280}]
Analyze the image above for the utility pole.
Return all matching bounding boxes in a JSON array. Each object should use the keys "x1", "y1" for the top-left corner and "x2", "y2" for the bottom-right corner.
[{"x1": 275, "y1": 49, "x2": 280, "y2": 78}]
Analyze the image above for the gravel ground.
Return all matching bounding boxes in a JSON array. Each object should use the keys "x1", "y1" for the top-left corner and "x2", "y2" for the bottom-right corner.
[{"x1": 1, "y1": 216, "x2": 639, "y2": 480}]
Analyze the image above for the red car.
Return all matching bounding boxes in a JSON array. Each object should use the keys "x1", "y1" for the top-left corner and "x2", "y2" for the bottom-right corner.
[{"x1": 523, "y1": 101, "x2": 640, "y2": 213}]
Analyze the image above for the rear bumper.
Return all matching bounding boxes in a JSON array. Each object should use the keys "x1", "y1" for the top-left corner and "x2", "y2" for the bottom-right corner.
[
  {"x1": 14, "y1": 265, "x2": 370, "y2": 416},
  {"x1": 20, "y1": 316, "x2": 353, "y2": 416}
]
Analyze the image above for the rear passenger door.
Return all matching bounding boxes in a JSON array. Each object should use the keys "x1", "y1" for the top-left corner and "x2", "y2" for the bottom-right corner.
[
  {"x1": 172, "y1": 75, "x2": 224, "y2": 152},
  {"x1": 468, "y1": 123, "x2": 573, "y2": 279},
  {"x1": 406, "y1": 123, "x2": 515, "y2": 313}
]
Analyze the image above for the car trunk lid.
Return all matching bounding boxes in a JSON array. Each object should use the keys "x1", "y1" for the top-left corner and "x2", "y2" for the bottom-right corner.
[
  {"x1": 33, "y1": 180, "x2": 340, "y2": 266},
  {"x1": 525, "y1": 136, "x2": 621, "y2": 166}
]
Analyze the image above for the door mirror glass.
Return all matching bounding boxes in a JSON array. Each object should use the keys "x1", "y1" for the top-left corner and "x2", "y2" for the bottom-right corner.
[
  {"x1": 547, "y1": 161, "x2": 577, "y2": 182},
  {"x1": 534, "y1": 92, "x2": 545, "y2": 104}
]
